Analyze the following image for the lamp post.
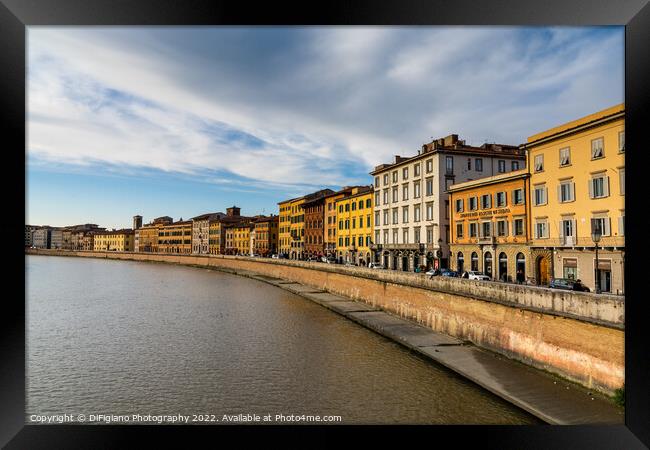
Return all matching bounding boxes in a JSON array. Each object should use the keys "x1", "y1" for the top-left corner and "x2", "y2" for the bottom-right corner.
[{"x1": 591, "y1": 219, "x2": 602, "y2": 294}]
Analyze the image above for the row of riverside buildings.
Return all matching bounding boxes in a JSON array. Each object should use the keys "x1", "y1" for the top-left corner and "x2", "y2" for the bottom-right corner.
[
  {"x1": 26, "y1": 207, "x2": 281, "y2": 257},
  {"x1": 26, "y1": 104, "x2": 625, "y2": 295}
]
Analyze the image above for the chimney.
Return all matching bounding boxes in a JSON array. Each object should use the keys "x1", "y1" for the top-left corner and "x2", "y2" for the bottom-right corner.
[
  {"x1": 443, "y1": 134, "x2": 459, "y2": 147},
  {"x1": 394, "y1": 155, "x2": 401, "y2": 164}
]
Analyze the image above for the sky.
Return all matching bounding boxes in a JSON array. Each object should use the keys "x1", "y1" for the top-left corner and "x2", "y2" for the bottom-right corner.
[{"x1": 26, "y1": 26, "x2": 624, "y2": 229}]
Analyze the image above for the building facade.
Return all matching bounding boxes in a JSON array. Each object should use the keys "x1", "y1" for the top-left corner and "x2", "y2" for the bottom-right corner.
[
  {"x1": 232, "y1": 223, "x2": 253, "y2": 255},
  {"x1": 32, "y1": 227, "x2": 51, "y2": 249},
  {"x1": 136, "y1": 216, "x2": 172, "y2": 252},
  {"x1": 50, "y1": 228, "x2": 63, "y2": 249},
  {"x1": 323, "y1": 188, "x2": 353, "y2": 259},
  {"x1": 521, "y1": 104, "x2": 625, "y2": 294},
  {"x1": 158, "y1": 220, "x2": 192, "y2": 254},
  {"x1": 449, "y1": 170, "x2": 531, "y2": 282},
  {"x1": 253, "y1": 215, "x2": 279, "y2": 256},
  {"x1": 93, "y1": 229, "x2": 135, "y2": 252},
  {"x1": 278, "y1": 198, "x2": 298, "y2": 258},
  {"x1": 303, "y1": 195, "x2": 327, "y2": 259},
  {"x1": 191, "y1": 212, "x2": 225, "y2": 254},
  {"x1": 335, "y1": 186, "x2": 374, "y2": 265},
  {"x1": 25, "y1": 225, "x2": 39, "y2": 247},
  {"x1": 370, "y1": 134, "x2": 526, "y2": 272}
]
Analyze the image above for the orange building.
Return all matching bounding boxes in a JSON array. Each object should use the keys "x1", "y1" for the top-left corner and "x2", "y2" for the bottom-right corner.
[
  {"x1": 158, "y1": 220, "x2": 193, "y2": 254},
  {"x1": 449, "y1": 169, "x2": 531, "y2": 281}
]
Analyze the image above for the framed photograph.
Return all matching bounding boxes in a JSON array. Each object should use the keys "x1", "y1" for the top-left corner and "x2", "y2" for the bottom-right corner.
[{"x1": 5, "y1": 0, "x2": 648, "y2": 447}]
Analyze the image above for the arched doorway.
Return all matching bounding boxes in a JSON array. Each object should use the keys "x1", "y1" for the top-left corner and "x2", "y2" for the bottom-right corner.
[
  {"x1": 471, "y1": 252, "x2": 478, "y2": 271},
  {"x1": 516, "y1": 253, "x2": 526, "y2": 283},
  {"x1": 484, "y1": 252, "x2": 493, "y2": 278},
  {"x1": 426, "y1": 252, "x2": 434, "y2": 270},
  {"x1": 536, "y1": 255, "x2": 550, "y2": 285},
  {"x1": 457, "y1": 252, "x2": 464, "y2": 273},
  {"x1": 498, "y1": 252, "x2": 508, "y2": 282},
  {"x1": 391, "y1": 252, "x2": 398, "y2": 270},
  {"x1": 414, "y1": 253, "x2": 420, "y2": 271},
  {"x1": 402, "y1": 253, "x2": 409, "y2": 271}
]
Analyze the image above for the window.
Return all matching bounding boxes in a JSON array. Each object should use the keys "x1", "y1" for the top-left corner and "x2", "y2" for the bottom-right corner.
[
  {"x1": 402, "y1": 206, "x2": 409, "y2": 223},
  {"x1": 534, "y1": 154, "x2": 544, "y2": 172},
  {"x1": 560, "y1": 147, "x2": 571, "y2": 166},
  {"x1": 497, "y1": 220, "x2": 507, "y2": 237},
  {"x1": 469, "y1": 222, "x2": 477, "y2": 238},
  {"x1": 534, "y1": 220, "x2": 548, "y2": 239},
  {"x1": 425, "y1": 177, "x2": 433, "y2": 196},
  {"x1": 366, "y1": 199, "x2": 371, "y2": 208},
  {"x1": 375, "y1": 191, "x2": 380, "y2": 206},
  {"x1": 338, "y1": 205, "x2": 343, "y2": 213},
  {"x1": 456, "y1": 223, "x2": 464, "y2": 238},
  {"x1": 392, "y1": 171, "x2": 398, "y2": 183},
  {"x1": 383, "y1": 230, "x2": 389, "y2": 244},
  {"x1": 467, "y1": 158, "x2": 472, "y2": 170},
  {"x1": 619, "y1": 168, "x2": 625, "y2": 195},
  {"x1": 393, "y1": 229, "x2": 399, "y2": 244},
  {"x1": 383, "y1": 210, "x2": 389, "y2": 225},
  {"x1": 426, "y1": 159, "x2": 433, "y2": 173},
  {"x1": 359, "y1": 200, "x2": 364, "y2": 210},
  {"x1": 498, "y1": 160, "x2": 506, "y2": 173},
  {"x1": 354, "y1": 218, "x2": 358, "y2": 228},
  {"x1": 481, "y1": 194, "x2": 492, "y2": 209},
  {"x1": 558, "y1": 180, "x2": 575, "y2": 203},
  {"x1": 345, "y1": 203, "x2": 350, "y2": 212},
  {"x1": 358, "y1": 236, "x2": 363, "y2": 247},
  {"x1": 375, "y1": 211, "x2": 380, "y2": 226},
  {"x1": 403, "y1": 228, "x2": 409, "y2": 243},
  {"x1": 375, "y1": 230, "x2": 380, "y2": 244},
  {"x1": 392, "y1": 187, "x2": 398, "y2": 202},
  {"x1": 403, "y1": 167, "x2": 408, "y2": 180},
  {"x1": 345, "y1": 219, "x2": 349, "y2": 229},
  {"x1": 496, "y1": 192, "x2": 506, "y2": 207},
  {"x1": 619, "y1": 131, "x2": 625, "y2": 152},
  {"x1": 591, "y1": 137, "x2": 604, "y2": 159},
  {"x1": 345, "y1": 237, "x2": 350, "y2": 246},
  {"x1": 591, "y1": 216, "x2": 611, "y2": 237},
  {"x1": 475, "y1": 158, "x2": 483, "y2": 172},
  {"x1": 560, "y1": 218, "x2": 574, "y2": 238},
  {"x1": 414, "y1": 227, "x2": 421, "y2": 243},
  {"x1": 511, "y1": 161, "x2": 519, "y2": 171},
  {"x1": 426, "y1": 202, "x2": 434, "y2": 221},
  {"x1": 426, "y1": 227, "x2": 433, "y2": 244},
  {"x1": 414, "y1": 181, "x2": 421, "y2": 198},
  {"x1": 446, "y1": 156, "x2": 454, "y2": 174},
  {"x1": 351, "y1": 202, "x2": 356, "y2": 211},
  {"x1": 414, "y1": 204, "x2": 421, "y2": 222},
  {"x1": 619, "y1": 213, "x2": 625, "y2": 236},
  {"x1": 402, "y1": 184, "x2": 409, "y2": 200},
  {"x1": 445, "y1": 178, "x2": 454, "y2": 191},
  {"x1": 589, "y1": 174, "x2": 609, "y2": 199},
  {"x1": 514, "y1": 218, "x2": 524, "y2": 236},
  {"x1": 383, "y1": 174, "x2": 389, "y2": 185},
  {"x1": 533, "y1": 185, "x2": 547, "y2": 206},
  {"x1": 414, "y1": 163, "x2": 421, "y2": 177},
  {"x1": 563, "y1": 258, "x2": 577, "y2": 280},
  {"x1": 455, "y1": 198, "x2": 464, "y2": 213},
  {"x1": 481, "y1": 222, "x2": 491, "y2": 237},
  {"x1": 469, "y1": 197, "x2": 478, "y2": 211},
  {"x1": 374, "y1": 176, "x2": 380, "y2": 187},
  {"x1": 513, "y1": 188, "x2": 524, "y2": 205},
  {"x1": 392, "y1": 208, "x2": 399, "y2": 224}
]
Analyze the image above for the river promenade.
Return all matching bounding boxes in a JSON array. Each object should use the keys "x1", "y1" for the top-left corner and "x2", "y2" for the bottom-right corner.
[{"x1": 26, "y1": 249, "x2": 624, "y2": 424}]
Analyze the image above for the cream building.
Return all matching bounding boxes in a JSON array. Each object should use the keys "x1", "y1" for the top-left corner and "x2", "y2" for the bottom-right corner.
[{"x1": 370, "y1": 134, "x2": 526, "y2": 271}]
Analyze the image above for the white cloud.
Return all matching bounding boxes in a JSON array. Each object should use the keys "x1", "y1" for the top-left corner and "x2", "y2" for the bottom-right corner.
[{"x1": 27, "y1": 26, "x2": 624, "y2": 189}]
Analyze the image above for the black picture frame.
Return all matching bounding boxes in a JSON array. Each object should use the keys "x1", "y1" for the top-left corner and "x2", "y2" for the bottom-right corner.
[{"x1": 3, "y1": 0, "x2": 648, "y2": 447}]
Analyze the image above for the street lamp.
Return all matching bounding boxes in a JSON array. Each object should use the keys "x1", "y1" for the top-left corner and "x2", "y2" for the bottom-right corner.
[{"x1": 591, "y1": 220, "x2": 602, "y2": 294}]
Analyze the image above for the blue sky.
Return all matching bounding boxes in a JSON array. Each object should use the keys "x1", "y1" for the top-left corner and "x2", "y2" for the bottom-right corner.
[{"x1": 27, "y1": 27, "x2": 624, "y2": 229}]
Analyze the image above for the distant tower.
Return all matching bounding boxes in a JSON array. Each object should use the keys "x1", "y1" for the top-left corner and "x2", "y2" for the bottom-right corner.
[
  {"x1": 133, "y1": 215, "x2": 143, "y2": 230},
  {"x1": 226, "y1": 206, "x2": 241, "y2": 217}
]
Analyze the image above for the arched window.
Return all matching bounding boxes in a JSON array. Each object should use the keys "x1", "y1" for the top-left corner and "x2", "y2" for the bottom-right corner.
[
  {"x1": 516, "y1": 253, "x2": 526, "y2": 283},
  {"x1": 457, "y1": 252, "x2": 464, "y2": 272},
  {"x1": 471, "y1": 252, "x2": 478, "y2": 271},
  {"x1": 498, "y1": 252, "x2": 508, "y2": 282}
]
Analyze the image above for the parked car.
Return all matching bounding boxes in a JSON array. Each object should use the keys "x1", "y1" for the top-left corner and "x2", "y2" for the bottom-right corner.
[
  {"x1": 441, "y1": 270, "x2": 459, "y2": 277},
  {"x1": 467, "y1": 271, "x2": 491, "y2": 281},
  {"x1": 306, "y1": 256, "x2": 320, "y2": 262},
  {"x1": 368, "y1": 262, "x2": 385, "y2": 269},
  {"x1": 271, "y1": 254, "x2": 279, "y2": 259},
  {"x1": 549, "y1": 278, "x2": 590, "y2": 292}
]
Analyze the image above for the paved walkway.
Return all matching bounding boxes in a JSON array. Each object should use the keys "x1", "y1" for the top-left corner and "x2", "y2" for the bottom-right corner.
[{"x1": 246, "y1": 273, "x2": 623, "y2": 425}]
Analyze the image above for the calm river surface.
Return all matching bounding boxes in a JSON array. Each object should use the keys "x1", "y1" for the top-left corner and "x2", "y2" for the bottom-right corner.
[{"x1": 26, "y1": 255, "x2": 537, "y2": 424}]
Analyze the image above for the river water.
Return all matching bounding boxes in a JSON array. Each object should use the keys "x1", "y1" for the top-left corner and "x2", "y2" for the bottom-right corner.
[{"x1": 26, "y1": 255, "x2": 537, "y2": 424}]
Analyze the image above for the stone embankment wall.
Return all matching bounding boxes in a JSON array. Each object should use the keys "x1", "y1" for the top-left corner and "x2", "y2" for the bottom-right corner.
[{"x1": 27, "y1": 249, "x2": 625, "y2": 395}]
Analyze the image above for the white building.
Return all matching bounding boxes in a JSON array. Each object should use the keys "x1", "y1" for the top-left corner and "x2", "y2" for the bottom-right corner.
[
  {"x1": 191, "y1": 212, "x2": 226, "y2": 254},
  {"x1": 370, "y1": 134, "x2": 526, "y2": 271}
]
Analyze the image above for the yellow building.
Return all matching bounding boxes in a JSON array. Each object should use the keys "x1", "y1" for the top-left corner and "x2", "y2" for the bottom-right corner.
[
  {"x1": 278, "y1": 198, "x2": 298, "y2": 258},
  {"x1": 232, "y1": 223, "x2": 253, "y2": 255},
  {"x1": 158, "y1": 220, "x2": 193, "y2": 254},
  {"x1": 521, "y1": 103, "x2": 625, "y2": 294},
  {"x1": 335, "y1": 186, "x2": 374, "y2": 265},
  {"x1": 289, "y1": 197, "x2": 307, "y2": 259},
  {"x1": 93, "y1": 229, "x2": 135, "y2": 252},
  {"x1": 449, "y1": 170, "x2": 531, "y2": 281}
]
